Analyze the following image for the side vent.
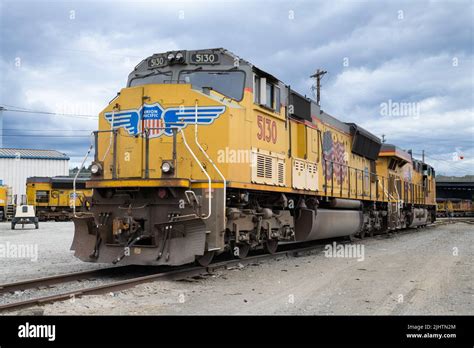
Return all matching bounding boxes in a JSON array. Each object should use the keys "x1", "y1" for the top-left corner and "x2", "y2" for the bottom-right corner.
[
  {"x1": 265, "y1": 157, "x2": 272, "y2": 179},
  {"x1": 251, "y1": 148, "x2": 286, "y2": 186},
  {"x1": 257, "y1": 155, "x2": 265, "y2": 178},
  {"x1": 278, "y1": 162, "x2": 285, "y2": 184},
  {"x1": 292, "y1": 158, "x2": 318, "y2": 191}
]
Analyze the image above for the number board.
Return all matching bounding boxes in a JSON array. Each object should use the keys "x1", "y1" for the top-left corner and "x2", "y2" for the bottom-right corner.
[
  {"x1": 148, "y1": 55, "x2": 167, "y2": 68},
  {"x1": 190, "y1": 52, "x2": 219, "y2": 64}
]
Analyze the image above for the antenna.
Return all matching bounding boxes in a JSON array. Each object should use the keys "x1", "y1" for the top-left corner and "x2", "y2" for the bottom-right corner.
[{"x1": 310, "y1": 69, "x2": 327, "y2": 106}]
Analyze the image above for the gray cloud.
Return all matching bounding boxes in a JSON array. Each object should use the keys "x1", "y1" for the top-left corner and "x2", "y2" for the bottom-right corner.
[{"x1": 0, "y1": 0, "x2": 472, "y2": 175}]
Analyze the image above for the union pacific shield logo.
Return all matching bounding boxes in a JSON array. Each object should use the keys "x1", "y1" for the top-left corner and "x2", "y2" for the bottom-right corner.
[{"x1": 104, "y1": 102, "x2": 225, "y2": 138}]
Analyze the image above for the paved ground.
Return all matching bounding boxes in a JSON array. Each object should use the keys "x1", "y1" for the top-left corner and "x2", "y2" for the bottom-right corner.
[{"x1": 0, "y1": 221, "x2": 472, "y2": 315}]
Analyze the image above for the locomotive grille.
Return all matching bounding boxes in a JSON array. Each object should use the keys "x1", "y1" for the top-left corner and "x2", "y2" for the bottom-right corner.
[
  {"x1": 278, "y1": 162, "x2": 285, "y2": 184},
  {"x1": 252, "y1": 149, "x2": 286, "y2": 186},
  {"x1": 264, "y1": 157, "x2": 272, "y2": 179},
  {"x1": 257, "y1": 155, "x2": 265, "y2": 178}
]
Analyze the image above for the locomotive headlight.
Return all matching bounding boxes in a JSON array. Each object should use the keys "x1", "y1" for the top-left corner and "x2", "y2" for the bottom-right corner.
[
  {"x1": 167, "y1": 53, "x2": 175, "y2": 61},
  {"x1": 175, "y1": 52, "x2": 184, "y2": 62},
  {"x1": 161, "y1": 161, "x2": 173, "y2": 173},
  {"x1": 91, "y1": 162, "x2": 102, "y2": 175}
]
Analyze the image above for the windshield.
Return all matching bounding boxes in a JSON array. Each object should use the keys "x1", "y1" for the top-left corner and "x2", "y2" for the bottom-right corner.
[
  {"x1": 129, "y1": 71, "x2": 173, "y2": 87},
  {"x1": 179, "y1": 70, "x2": 245, "y2": 101}
]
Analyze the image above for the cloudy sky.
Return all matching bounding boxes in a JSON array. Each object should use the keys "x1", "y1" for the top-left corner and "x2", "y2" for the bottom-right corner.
[{"x1": 0, "y1": 0, "x2": 472, "y2": 175}]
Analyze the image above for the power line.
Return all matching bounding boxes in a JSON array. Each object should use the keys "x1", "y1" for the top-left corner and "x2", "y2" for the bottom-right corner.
[
  {"x1": 0, "y1": 105, "x2": 98, "y2": 119},
  {"x1": 422, "y1": 157, "x2": 472, "y2": 173},
  {"x1": 2, "y1": 108, "x2": 97, "y2": 119},
  {"x1": 59, "y1": 48, "x2": 143, "y2": 59},
  {"x1": 1, "y1": 104, "x2": 34, "y2": 111},
  {"x1": 2, "y1": 128, "x2": 94, "y2": 132},
  {"x1": 1, "y1": 135, "x2": 91, "y2": 138}
]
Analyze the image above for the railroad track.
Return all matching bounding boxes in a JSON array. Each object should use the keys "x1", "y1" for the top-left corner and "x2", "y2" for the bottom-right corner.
[
  {"x1": 1, "y1": 220, "x2": 463, "y2": 313},
  {"x1": 435, "y1": 217, "x2": 474, "y2": 225},
  {"x1": 0, "y1": 243, "x2": 324, "y2": 313}
]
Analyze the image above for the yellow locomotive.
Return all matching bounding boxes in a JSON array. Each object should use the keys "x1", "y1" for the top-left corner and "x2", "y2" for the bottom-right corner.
[
  {"x1": 437, "y1": 198, "x2": 472, "y2": 217},
  {"x1": 72, "y1": 48, "x2": 436, "y2": 266},
  {"x1": 0, "y1": 184, "x2": 8, "y2": 221},
  {"x1": 26, "y1": 176, "x2": 92, "y2": 221}
]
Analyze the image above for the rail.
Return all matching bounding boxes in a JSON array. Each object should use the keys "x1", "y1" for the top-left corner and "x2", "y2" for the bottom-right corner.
[{"x1": 0, "y1": 242, "x2": 349, "y2": 312}]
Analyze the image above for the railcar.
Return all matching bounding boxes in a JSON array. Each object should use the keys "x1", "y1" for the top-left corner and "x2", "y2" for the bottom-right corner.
[
  {"x1": 437, "y1": 198, "x2": 472, "y2": 217},
  {"x1": 26, "y1": 176, "x2": 92, "y2": 221},
  {"x1": 71, "y1": 48, "x2": 436, "y2": 266}
]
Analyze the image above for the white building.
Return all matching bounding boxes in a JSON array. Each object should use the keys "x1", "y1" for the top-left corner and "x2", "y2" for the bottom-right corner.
[{"x1": 0, "y1": 148, "x2": 69, "y2": 199}]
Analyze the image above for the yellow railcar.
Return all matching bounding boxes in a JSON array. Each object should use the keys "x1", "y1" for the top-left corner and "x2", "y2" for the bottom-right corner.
[
  {"x1": 437, "y1": 198, "x2": 472, "y2": 217},
  {"x1": 26, "y1": 177, "x2": 92, "y2": 221},
  {"x1": 0, "y1": 185, "x2": 7, "y2": 221},
  {"x1": 71, "y1": 48, "x2": 436, "y2": 266}
]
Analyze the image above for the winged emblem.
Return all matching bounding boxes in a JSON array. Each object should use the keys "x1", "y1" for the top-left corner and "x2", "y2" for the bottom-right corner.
[
  {"x1": 104, "y1": 109, "x2": 141, "y2": 135},
  {"x1": 104, "y1": 102, "x2": 225, "y2": 138}
]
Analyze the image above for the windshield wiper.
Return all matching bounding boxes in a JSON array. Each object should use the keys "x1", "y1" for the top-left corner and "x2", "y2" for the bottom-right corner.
[{"x1": 133, "y1": 69, "x2": 169, "y2": 78}]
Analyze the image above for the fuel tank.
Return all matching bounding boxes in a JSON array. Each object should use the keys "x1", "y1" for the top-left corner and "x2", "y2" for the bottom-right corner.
[
  {"x1": 408, "y1": 208, "x2": 429, "y2": 228},
  {"x1": 295, "y1": 208, "x2": 363, "y2": 241}
]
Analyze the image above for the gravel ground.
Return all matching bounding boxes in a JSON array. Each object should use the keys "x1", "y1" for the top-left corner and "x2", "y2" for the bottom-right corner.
[
  {"x1": 0, "y1": 221, "x2": 472, "y2": 315},
  {"x1": 0, "y1": 221, "x2": 107, "y2": 284}
]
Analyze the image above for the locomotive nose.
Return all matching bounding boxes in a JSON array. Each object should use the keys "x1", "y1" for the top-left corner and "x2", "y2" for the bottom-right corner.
[{"x1": 93, "y1": 83, "x2": 230, "y2": 182}]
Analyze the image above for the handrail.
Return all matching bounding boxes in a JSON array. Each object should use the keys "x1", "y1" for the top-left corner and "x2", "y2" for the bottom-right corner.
[
  {"x1": 193, "y1": 101, "x2": 226, "y2": 227},
  {"x1": 88, "y1": 126, "x2": 213, "y2": 220},
  {"x1": 73, "y1": 132, "x2": 94, "y2": 217},
  {"x1": 177, "y1": 127, "x2": 212, "y2": 220},
  {"x1": 322, "y1": 157, "x2": 419, "y2": 204},
  {"x1": 102, "y1": 110, "x2": 115, "y2": 162}
]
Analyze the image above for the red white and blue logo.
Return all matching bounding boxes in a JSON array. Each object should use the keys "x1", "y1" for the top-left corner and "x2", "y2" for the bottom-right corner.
[{"x1": 104, "y1": 102, "x2": 226, "y2": 138}]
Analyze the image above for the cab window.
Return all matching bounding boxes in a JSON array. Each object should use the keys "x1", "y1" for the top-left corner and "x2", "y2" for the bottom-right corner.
[
  {"x1": 129, "y1": 71, "x2": 173, "y2": 87},
  {"x1": 179, "y1": 70, "x2": 245, "y2": 101},
  {"x1": 35, "y1": 191, "x2": 49, "y2": 204},
  {"x1": 254, "y1": 74, "x2": 280, "y2": 113}
]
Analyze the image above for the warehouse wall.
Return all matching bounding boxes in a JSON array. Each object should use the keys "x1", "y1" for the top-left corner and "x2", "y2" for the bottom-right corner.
[{"x1": 0, "y1": 158, "x2": 69, "y2": 198}]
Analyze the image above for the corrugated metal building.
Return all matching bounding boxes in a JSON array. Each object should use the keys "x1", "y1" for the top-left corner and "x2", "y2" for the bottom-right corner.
[{"x1": 0, "y1": 148, "x2": 70, "y2": 199}]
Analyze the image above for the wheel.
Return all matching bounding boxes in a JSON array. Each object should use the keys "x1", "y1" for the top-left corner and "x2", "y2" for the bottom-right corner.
[
  {"x1": 263, "y1": 239, "x2": 278, "y2": 254},
  {"x1": 232, "y1": 243, "x2": 250, "y2": 259},
  {"x1": 196, "y1": 250, "x2": 215, "y2": 267}
]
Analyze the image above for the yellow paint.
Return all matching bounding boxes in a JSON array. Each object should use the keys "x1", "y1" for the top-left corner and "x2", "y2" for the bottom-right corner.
[
  {"x1": 26, "y1": 181, "x2": 92, "y2": 208},
  {"x1": 87, "y1": 179, "x2": 190, "y2": 189},
  {"x1": 0, "y1": 186, "x2": 7, "y2": 208},
  {"x1": 93, "y1": 82, "x2": 435, "y2": 206}
]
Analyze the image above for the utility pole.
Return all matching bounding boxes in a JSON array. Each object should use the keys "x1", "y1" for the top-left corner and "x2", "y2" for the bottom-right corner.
[
  {"x1": 310, "y1": 69, "x2": 327, "y2": 106},
  {"x1": 422, "y1": 150, "x2": 425, "y2": 163},
  {"x1": 0, "y1": 106, "x2": 4, "y2": 148}
]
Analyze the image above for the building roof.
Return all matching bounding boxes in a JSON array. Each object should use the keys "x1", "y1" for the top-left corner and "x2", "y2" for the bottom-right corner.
[{"x1": 0, "y1": 148, "x2": 70, "y2": 160}]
